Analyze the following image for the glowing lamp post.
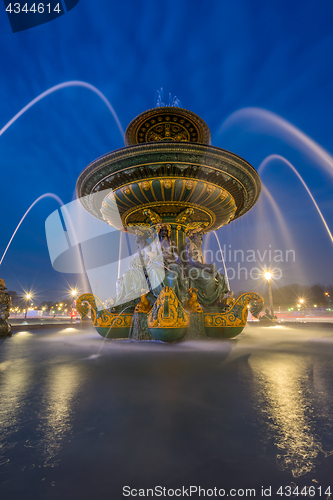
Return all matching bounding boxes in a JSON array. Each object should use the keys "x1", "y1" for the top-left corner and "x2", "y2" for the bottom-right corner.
[
  {"x1": 24, "y1": 293, "x2": 31, "y2": 319},
  {"x1": 70, "y1": 289, "x2": 77, "y2": 323},
  {"x1": 264, "y1": 272, "x2": 274, "y2": 319}
]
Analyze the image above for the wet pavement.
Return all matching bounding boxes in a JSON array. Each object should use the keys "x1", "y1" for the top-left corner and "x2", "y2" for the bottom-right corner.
[{"x1": 1, "y1": 324, "x2": 333, "y2": 499}]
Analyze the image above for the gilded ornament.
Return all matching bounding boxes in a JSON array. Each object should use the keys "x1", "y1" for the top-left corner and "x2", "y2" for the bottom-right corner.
[
  {"x1": 185, "y1": 288, "x2": 203, "y2": 313},
  {"x1": 76, "y1": 293, "x2": 133, "y2": 329},
  {"x1": 204, "y1": 293, "x2": 264, "y2": 329},
  {"x1": 156, "y1": 223, "x2": 172, "y2": 236},
  {"x1": 142, "y1": 209, "x2": 162, "y2": 225},
  {"x1": 134, "y1": 293, "x2": 152, "y2": 314},
  {"x1": 148, "y1": 287, "x2": 189, "y2": 329}
]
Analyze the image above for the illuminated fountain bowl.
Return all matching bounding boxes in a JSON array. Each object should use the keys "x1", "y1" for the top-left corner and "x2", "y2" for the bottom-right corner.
[{"x1": 76, "y1": 107, "x2": 261, "y2": 244}]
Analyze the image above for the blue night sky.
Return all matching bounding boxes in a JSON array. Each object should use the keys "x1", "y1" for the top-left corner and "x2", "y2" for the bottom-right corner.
[{"x1": 1, "y1": 0, "x2": 333, "y2": 302}]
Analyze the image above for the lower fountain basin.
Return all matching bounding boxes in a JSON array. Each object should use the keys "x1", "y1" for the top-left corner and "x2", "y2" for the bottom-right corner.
[
  {"x1": 205, "y1": 326, "x2": 245, "y2": 338},
  {"x1": 149, "y1": 327, "x2": 187, "y2": 343}
]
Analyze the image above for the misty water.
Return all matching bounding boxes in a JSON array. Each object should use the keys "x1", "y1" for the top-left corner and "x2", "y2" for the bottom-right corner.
[{"x1": 1, "y1": 324, "x2": 333, "y2": 499}]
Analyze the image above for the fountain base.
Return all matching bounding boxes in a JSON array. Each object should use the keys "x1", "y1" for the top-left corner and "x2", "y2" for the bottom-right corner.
[{"x1": 76, "y1": 290, "x2": 263, "y2": 342}]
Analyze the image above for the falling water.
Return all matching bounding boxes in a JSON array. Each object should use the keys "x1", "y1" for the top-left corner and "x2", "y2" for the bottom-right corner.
[
  {"x1": 216, "y1": 107, "x2": 333, "y2": 281},
  {"x1": 0, "y1": 80, "x2": 125, "y2": 142},
  {"x1": 0, "y1": 193, "x2": 65, "y2": 266},
  {"x1": 0, "y1": 80, "x2": 124, "y2": 289},
  {"x1": 117, "y1": 232, "x2": 123, "y2": 280},
  {"x1": 0, "y1": 192, "x2": 91, "y2": 292},
  {"x1": 259, "y1": 155, "x2": 333, "y2": 245},
  {"x1": 213, "y1": 231, "x2": 230, "y2": 290},
  {"x1": 260, "y1": 183, "x2": 296, "y2": 252},
  {"x1": 218, "y1": 107, "x2": 333, "y2": 179}
]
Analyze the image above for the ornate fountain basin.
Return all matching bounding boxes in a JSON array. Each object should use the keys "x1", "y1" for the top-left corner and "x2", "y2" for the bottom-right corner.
[
  {"x1": 76, "y1": 294, "x2": 133, "y2": 339},
  {"x1": 147, "y1": 287, "x2": 189, "y2": 342},
  {"x1": 204, "y1": 293, "x2": 264, "y2": 338},
  {"x1": 76, "y1": 291, "x2": 264, "y2": 342}
]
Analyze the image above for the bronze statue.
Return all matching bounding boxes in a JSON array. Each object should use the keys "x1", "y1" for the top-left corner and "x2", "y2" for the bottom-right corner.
[
  {"x1": 0, "y1": 279, "x2": 12, "y2": 337},
  {"x1": 185, "y1": 230, "x2": 229, "y2": 306},
  {"x1": 112, "y1": 228, "x2": 151, "y2": 306},
  {"x1": 147, "y1": 223, "x2": 188, "y2": 300}
]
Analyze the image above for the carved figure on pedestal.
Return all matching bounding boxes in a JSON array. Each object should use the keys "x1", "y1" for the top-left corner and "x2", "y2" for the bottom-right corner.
[
  {"x1": 185, "y1": 230, "x2": 229, "y2": 306},
  {"x1": 113, "y1": 229, "x2": 151, "y2": 305},
  {"x1": 147, "y1": 223, "x2": 188, "y2": 300}
]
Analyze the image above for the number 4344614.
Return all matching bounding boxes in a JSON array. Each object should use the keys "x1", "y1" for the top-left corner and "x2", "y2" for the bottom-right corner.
[
  {"x1": 6, "y1": 3, "x2": 62, "y2": 14},
  {"x1": 277, "y1": 485, "x2": 332, "y2": 496}
]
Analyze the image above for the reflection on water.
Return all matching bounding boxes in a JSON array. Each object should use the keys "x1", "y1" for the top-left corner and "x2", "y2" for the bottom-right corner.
[
  {"x1": 249, "y1": 353, "x2": 332, "y2": 477},
  {"x1": 36, "y1": 364, "x2": 81, "y2": 466},
  {"x1": 0, "y1": 335, "x2": 34, "y2": 466},
  {"x1": 0, "y1": 333, "x2": 82, "y2": 472}
]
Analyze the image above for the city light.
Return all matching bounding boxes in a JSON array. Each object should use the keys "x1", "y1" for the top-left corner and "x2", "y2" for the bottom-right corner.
[
  {"x1": 70, "y1": 289, "x2": 78, "y2": 323},
  {"x1": 263, "y1": 271, "x2": 274, "y2": 318}
]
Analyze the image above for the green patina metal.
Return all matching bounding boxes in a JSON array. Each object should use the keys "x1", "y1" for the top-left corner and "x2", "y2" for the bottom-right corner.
[{"x1": 75, "y1": 105, "x2": 264, "y2": 341}]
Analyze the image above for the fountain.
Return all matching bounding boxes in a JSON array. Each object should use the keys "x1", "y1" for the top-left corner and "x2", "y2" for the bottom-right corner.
[
  {"x1": 2, "y1": 101, "x2": 333, "y2": 497},
  {"x1": 75, "y1": 101, "x2": 264, "y2": 341}
]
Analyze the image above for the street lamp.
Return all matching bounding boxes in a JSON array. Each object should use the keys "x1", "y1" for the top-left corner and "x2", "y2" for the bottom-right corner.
[
  {"x1": 70, "y1": 289, "x2": 77, "y2": 323},
  {"x1": 24, "y1": 293, "x2": 31, "y2": 319},
  {"x1": 264, "y1": 272, "x2": 274, "y2": 319}
]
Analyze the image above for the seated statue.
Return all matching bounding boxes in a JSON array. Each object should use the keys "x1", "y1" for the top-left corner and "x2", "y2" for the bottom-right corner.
[
  {"x1": 185, "y1": 230, "x2": 229, "y2": 306},
  {"x1": 146, "y1": 223, "x2": 188, "y2": 300},
  {"x1": 112, "y1": 229, "x2": 151, "y2": 305}
]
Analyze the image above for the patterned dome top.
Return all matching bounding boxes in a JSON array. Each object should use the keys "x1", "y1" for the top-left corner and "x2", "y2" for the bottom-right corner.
[{"x1": 125, "y1": 107, "x2": 211, "y2": 146}]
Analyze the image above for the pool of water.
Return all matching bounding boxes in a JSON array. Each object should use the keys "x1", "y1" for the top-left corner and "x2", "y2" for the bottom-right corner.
[{"x1": 1, "y1": 324, "x2": 333, "y2": 499}]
